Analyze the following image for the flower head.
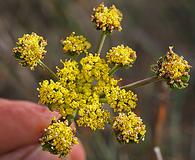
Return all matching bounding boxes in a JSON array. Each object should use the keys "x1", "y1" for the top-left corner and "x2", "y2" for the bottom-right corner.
[
  {"x1": 38, "y1": 79, "x2": 81, "y2": 116},
  {"x1": 77, "y1": 103, "x2": 110, "y2": 130},
  {"x1": 112, "y1": 112, "x2": 146, "y2": 144},
  {"x1": 12, "y1": 32, "x2": 47, "y2": 70},
  {"x1": 153, "y1": 46, "x2": 191, "y2": 89},
  {"x1": 91, "y1": 3, "x2": 122, "y2": 33},
  {"x1": 80, "y1": 53, "x2": 110, "y2": 82},
  {"x1": 38, "y1": 80, "x2": 68, "y2": 106},
  {"x1": 62, "y1": 32, "x2": 91, "y2": 55},
  {"x1": 40, "y1": 118, "x2": 78, "y2": 157},
  {"x1": 106, "y1": 87, "x2": 138, "y2": 113},
  {"x1": 56, "y1": 60, "x2": 80, "y2": 84},
  {"x1": 106, "y1": 45, "x2": 136, "y2": 66}
]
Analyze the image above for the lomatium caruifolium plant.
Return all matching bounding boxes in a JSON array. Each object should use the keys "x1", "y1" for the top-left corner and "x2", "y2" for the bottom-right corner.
[{"x1": 12, "y1": 2, "x2": 191, "y2": 158}]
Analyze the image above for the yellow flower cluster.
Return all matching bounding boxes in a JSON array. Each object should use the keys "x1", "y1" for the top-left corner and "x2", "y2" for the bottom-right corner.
[
  {"x1": 57, "y1": 60, "x2": 80, "y2": 83},
  {"x1": 93, "y1": 77, "x2": 119, "y2": 95},
  {"x1": 77, "y1": 95, "x2": 110, "y2": 130},
  {"x1": 38, "y1": 53, "x2": 140, "y2": 132},
  {"x1": 40, "y1": 118, "x2": 78, "y2": 157},
  {"x1": 112, "y1": 112, "x2": 146, "y2": 144},
  {"x1": 12, "y1": 32, "x2": 47, "y2": 70},
  {"x1": 38, "y1": 80, "x2": 68, "y2": 106},
  {"x1": 106, "y1": 87, "x2": 138, "y2": 113},
  {"x1": 106, "y1": 45, "x2": 137, "y2": 66},
  {"x1": 12, "y1": 2, "x2": 192, "y2": 158},
  {"x1": 91, "y1": 3, "x2": 122, "y2": 33},
  {"x1": 38, "y1": 54, "x2": 111, "y2": 129},
  {"x1": 62, "y1": 32, "x2": 91, "y2": 55},
  {"x1": 154, "y1": 47, "x2": 191, "y2": 89},
  {"x1": 80, "y1": 53, "x2": 110, "y2": 82}
]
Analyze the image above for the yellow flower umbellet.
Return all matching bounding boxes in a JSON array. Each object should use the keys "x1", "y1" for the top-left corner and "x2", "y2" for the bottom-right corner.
[
  {"x1": 38, "y1": 80, "x2": 67, "y2": 106},
  {"x1": 77, "y1": 100, "x2": 110, "y2": 130},
  {"x1": 62, "y1": 32, "x2": 91, "y2": 55},
  {"x1": 112, "y1": 112, "x2": 146, "y2": 143},
  {"x1": 106, "y1": 87, "x2": 138, "y2": 113},
  {"x1": 12, "y1": 32, "x2": 47, "y2": 70},
  {"x1": 91, "y1": 3, "x2": 122, "y2": 33},
  {"x1": 12, "y1": 2, "x2": 191, "y2": 158},
  {"x1": 40, "y1": 118, "x2": 78, "y2": 157},
  {"x1": 106, "y1": 45, "x2": 137, "y2": 66},
  {"x1": 152, "y1": 46, "x2": 191, "y2": 89}
]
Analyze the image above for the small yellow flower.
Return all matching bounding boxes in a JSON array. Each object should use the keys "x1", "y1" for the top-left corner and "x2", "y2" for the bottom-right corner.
[
  {"x1": 12, "y1": 32, "x2": 47, "y2": 70},
  {"x1": 56, "y1": 60, "x2": 80, "y2": 84},
  {"x1": 62, "y1": 32, "x2": 91, "y2": 55},
  {"x1": 93, "y1": 77, "x2": 119, "y2": 95},
  {"x1": 80, "y1": 53, "x2": 110, "y2": 82},
  {"x1": 40, "y1": 118, "x2": 78, "y2": 157},
  {"x1": 106, "y1": 45, "x2": 136, "y2": 66},
  {"x1": 91, "y1": 3, "x2": 122, "y2": 33},
  {"x1": 77, "y1": 103, "x2": 110, "y2": 130},
  {"x1": 38, "y1": 80, "x2": 68, "y2": 106},
  {"x1": 112, "y1": 112, "x2": 146, "y2": 144},
  {"x1": 153, "y1": 46, "x2": 191, "y2": 89},
  {"x1": 106, "y1": 87, "x2": 138, "y2": 113},
  {"x1": 38, "y1": 79, "x2": 81, "y2": 116},
  {"x1": 76, "y1": 92, "x2": 110, "y2": 130}
]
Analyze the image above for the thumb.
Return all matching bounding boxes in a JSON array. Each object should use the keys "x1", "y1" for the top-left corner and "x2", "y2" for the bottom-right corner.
[{"x1": 0, "y1": 98, "x2": 58, "y2": 154}]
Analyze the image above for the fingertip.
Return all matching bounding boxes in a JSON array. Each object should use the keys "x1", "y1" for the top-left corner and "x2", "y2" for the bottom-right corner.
[{"x1": 68, "y1": 143, "x2": 86, "y2": 160}]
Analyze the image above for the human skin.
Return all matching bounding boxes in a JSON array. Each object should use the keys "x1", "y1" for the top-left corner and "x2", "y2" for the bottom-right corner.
[{"x1": 0, "y1": 98, "x2": 86, "y2": 160}]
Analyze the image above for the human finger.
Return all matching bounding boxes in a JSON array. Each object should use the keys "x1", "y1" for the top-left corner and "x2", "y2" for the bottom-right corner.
[{"x1": 0, "y1": 98, "x2": 58, "y2": 154}]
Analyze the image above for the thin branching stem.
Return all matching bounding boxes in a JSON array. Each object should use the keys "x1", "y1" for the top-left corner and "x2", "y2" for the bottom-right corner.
[
  {"x1": 67, "y1": 109, "x2": 78, "y2": 126},
  {"x1": 38, "y1": 60, "x2": 58, "y2": 80},
  {"x1": 120, "y1": 76, "x2": 162, "y2": 90},
  {"x1": 97, "y1": 32, "x2": 107, "y2": 54},
  {"x1": 109, "y1": 65, "x2": 120, "y2": 76},
  {"x1": 99, "y1": 98, "x2": 107, "y2": 103},
  {"x1": 99, "y1": 76, "x2": 162, "y2": 103}
]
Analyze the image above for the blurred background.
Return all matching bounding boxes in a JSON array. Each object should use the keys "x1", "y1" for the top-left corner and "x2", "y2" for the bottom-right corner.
[{"x1": 0, "y1": 0, "x2": 195, "y2": 159}]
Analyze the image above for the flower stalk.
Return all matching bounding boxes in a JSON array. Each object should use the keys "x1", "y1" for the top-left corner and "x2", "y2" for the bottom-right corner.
[
  {"x1": 99, "y1": 98, "x2": 107, "y2": 103},
  {"x1": 121, "y1": 76, "x2": 162, "y2": 90},
  {"x1": 97, "y1": 32, "x2": 106, "y2": 54},
  {"x1": 38, "y1": 60, "x2": 58, "y2": 80},
  {"x1": 67, "y1": 109, "x2": 78, "y2": 125},
  {"x1": 100, "y1": 76, "x2": 162, "y2": 103},
  {"x1": 109, "y1": 65, "x2": 120, "y2": 76}
]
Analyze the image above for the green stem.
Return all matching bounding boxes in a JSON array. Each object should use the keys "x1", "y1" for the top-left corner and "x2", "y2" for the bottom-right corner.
[
  {"x1": 38, "y1": 60, "x2": 58, "y2": 80},
  {"x1": 97, "y1": 32, "x2": 107, "y2": 54},
  {"x1": 73, "y1": 109, "x2": 78, "y2": 119},
  {"x1": 69, "y1": 53, "x2": 78, "y2": 61},
  {"x1": 67, "y1": 109, "x2": 78, "y2": 126},
  {"x1": 109, "y1": 65, "x2": 120, "y2": 76},
  {"x1": 120, "y1": 76, "x2": 162, "y2": 90},
  {"x1": 99, "y1": 98, "x2": 107, "y2": 103}
]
